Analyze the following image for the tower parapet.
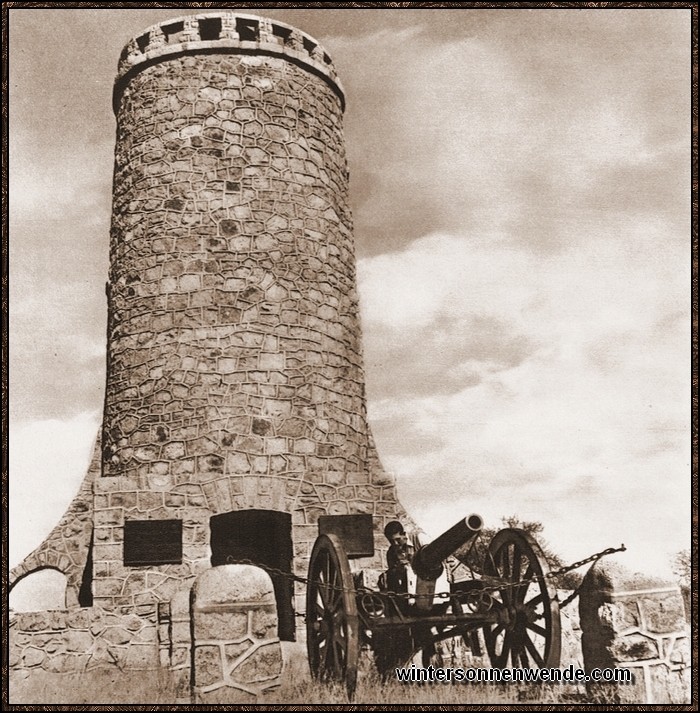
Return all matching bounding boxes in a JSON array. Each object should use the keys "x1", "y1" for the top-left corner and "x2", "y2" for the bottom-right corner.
[{"x1": 114, "y1": 13, "x2": 344, "y2": 113}]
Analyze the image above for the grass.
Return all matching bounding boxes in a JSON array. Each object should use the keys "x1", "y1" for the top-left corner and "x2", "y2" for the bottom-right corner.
[
  {"x1": 9, "y1": 666, "x2": 179, "y2": 705},
  {"x1": 9, "y1": 642, "x2": 588, "y2": 706},
  {"x1": 276, "y1": 644, "x2": 587, "y2": 705}
]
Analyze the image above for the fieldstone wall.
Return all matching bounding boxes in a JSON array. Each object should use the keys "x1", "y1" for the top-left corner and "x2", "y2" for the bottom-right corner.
[
  {"x1": 579, "y1": 561, "x2": 690, "y2": 704},
  {"x1": 93, "y1": 12, "x2": 411, "y2": 614},
  {"x1": 191, "y1": 565, "x2": 283, "y2": 703},
  {"x1": 9, "y1": 606, "x2": 159, "y2": 674}
]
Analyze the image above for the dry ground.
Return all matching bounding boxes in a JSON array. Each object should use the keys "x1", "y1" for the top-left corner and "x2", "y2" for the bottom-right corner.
[{"x1": 9, "y1": 641, "x2": 589, "y2": 706}]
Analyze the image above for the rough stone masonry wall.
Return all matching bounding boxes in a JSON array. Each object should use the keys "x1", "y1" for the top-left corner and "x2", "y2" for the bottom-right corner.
[
  {"x1": 95, "y1": 14, "x2": 411, "y2": 612},
  {"x1": 579, "y1": 562, "x2": 690, "y2": 704},
  {"x1": 9, "y1": 606, "x2": 159, "y2": 674}
]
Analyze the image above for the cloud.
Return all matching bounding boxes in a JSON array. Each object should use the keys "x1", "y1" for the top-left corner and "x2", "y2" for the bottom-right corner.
[
  {"x1": 326, "y1": 12, "x2": 689, "y2": 258},
  {"x1": 363, "y1": 312, "x2": 534, "y2": 399},
  {"x1": 9, "y1": 412, "x2": 101, "y2": 567},
  {"x1": 358, "y1": 228, "x2": 690, "y2": 576},
  {"x1": 9, "y1": 129, "x2": 113, "y2": 223},
  {"x1": 10, "y1": 282, "x2": 106, "y2": 421}
]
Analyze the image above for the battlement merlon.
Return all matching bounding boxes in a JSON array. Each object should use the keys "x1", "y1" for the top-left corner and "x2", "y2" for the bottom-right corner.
[{"x1": 113, "y1": 13, "x2": 345, "y2": 115}]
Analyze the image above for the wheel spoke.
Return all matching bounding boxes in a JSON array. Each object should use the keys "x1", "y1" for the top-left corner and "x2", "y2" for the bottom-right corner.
[
  {"x1": 321, "y1": 639, "x2": 330, "y2": 671},
  {"x1": 499, "y1": 634, "x2": 511, "y2": 668},
  {"x1": 513, "y1": 581, "x2": 530, "y2": 604},
  {"x1": 484, "y1": 623, "x2": 504, "y2": 667},
  {"x1": 512, "y1": 548, "x2": 532, "y2": 603},
  {"x1": 509, "y1": 635, "x2": 522, "y2": 668},
  {"x1": 327, "y1": 565, "x2": 342, "y2": 612},
  {"x1": 485, "y1": 546, "x2": 499, "y2": 578},
  {"x1": 514, "y1": 564, "x2": 534, "y2": 602},
  {"x1": 525, "y1": 592, "x2": 544, "y2": 608},
  {"x1": 489, "y1": 622, "x2": 505, "y2": 641},
  {"x1": 527, "y1": 622, "x2": 547, "y2": 638},
  {"x1": 323, "y1": 586, "x2": 337, "y2": 614},
  {"x1": 485, "y1": 529, "x2": 560, "y2": 672},
  {"x1": 523, "y1": 633, "x2": 545, "y2": 667},
  {"x1": 513, "y1": 545, "x2": 523, "y2": 583},
  {"x1": 500, "y1": 547, "x2": 513, "y2": 606},
  {"x1": 501, "y1": 544, "x2": 512, "y2": 581},
  {"x1": 318, "y1": 581, "x2": 331, "y2": 610},
  {"x1": 323, "y1": 554, "x2": 331, "y2": 590},
  {"x1": 519, "y1": 648, "x2": 530, "y2": 668},
  {"x1": 334, "y1": 632, "x2": 347, "y2": 659}
]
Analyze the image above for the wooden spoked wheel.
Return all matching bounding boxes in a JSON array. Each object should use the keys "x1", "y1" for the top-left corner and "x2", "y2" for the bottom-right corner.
[
  {"x1": 306, "y1": 534, "x2": 360, "y2": 699},
  {"x1": 483, "y1": 528, "x2": 561, "y2": 669}
]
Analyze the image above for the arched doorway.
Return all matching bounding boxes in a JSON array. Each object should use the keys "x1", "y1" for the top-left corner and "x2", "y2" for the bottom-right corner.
[
  {"x1": 210, "y1": 510, "x2": 295, "y2": 641},
  {"x1": 9, "y1": 568, "x2": 68, "y2": 612}
]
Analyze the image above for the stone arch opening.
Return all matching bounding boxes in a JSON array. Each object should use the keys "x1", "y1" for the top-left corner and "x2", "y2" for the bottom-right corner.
[
  {"x1": 210, "y1": 510, "x2": 295, "y2": 641},
  {"x1": 9, "y1": 567, "x2": 68, "y2": 612}
]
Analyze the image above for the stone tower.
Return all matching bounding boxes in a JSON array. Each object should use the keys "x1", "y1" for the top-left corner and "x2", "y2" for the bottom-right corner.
[{"x1": 10, "y1": 12, "x2": 412, "y2": 638}]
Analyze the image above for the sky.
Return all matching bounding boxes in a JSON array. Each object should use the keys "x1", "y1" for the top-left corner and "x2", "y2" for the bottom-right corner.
[{"x1": 9, "y1": 7, "x2": 692, "y2": 585}]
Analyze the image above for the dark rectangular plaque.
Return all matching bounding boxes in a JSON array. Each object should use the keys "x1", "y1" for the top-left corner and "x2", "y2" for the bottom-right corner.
[
  {"x1": 123, "y1": 519, "x2": 183, "y2": 566},
  {"x1": 318, "y1": 514, "x2": 374, "y2": 558}
]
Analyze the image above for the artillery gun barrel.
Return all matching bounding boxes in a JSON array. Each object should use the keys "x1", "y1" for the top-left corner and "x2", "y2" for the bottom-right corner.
[{"x1": 412, "y1": 514, "x2": 483, "y2": 581}]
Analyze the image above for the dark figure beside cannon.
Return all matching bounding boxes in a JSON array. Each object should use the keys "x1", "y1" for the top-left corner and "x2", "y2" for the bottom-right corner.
[{"x1": 306, "y1": 514, "x2": 561, "y2": 697}]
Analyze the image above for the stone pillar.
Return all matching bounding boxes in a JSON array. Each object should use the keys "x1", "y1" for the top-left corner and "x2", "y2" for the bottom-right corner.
[
  {"x1": 169, "y1": 590, "x2": 193, "y2": 703},
  {"x1": 191, "y1": 565, "x2": 283, "y2": 703},
  {"x1": 579, "y1": 561, "x2": 690, "y2": 704},
  {"x1": 157, "y1": 592, "x2": 192, "y2": 703}
]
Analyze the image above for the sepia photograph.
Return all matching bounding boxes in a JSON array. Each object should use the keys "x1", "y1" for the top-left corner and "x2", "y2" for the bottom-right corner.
[{"x1": 7, "y1": 4, "x2": 694, "y2": 706}]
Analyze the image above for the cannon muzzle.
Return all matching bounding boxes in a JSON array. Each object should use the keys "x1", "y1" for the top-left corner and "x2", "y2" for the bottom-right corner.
[{"x1": 412, "y1": 513, "x2": 483, "y2": 581}]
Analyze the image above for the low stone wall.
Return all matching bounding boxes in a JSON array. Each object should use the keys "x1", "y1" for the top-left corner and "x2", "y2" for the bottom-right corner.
[
  {"x1": 9, "y1": 605, "x2": 160, "y2": 674},
  {"x1": 579, "y1": 561, "x2": 690, "y2": 704}
]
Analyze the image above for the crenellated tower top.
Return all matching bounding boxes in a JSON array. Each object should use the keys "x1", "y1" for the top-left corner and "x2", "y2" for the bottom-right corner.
[{"x1": 114, "y1": 12, "x2": 344, "y2": 113}]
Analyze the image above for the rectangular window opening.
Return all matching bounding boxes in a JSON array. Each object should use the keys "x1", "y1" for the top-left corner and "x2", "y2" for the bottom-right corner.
[
  {"x1": 272, "y1": 25, "x2": 293, "y2": 46},
  {"x1": 124, "y1": 519, "x2": 183, "y2": 566},
  {"x1": 162, "y1": 21, "x2": 185, "y2": 44},
  {"x1": 302, "y1": 37, "x2": 317, "y2": 56},
  {"x1": 236, "y1": 18, "x2": 259, "y2": 42},
  {"x1": 199, "y1": 17, "x2": 222, "y2": 42},
  {"x1": 136, "y1": 33, "x2": 150, "y2": 53}
]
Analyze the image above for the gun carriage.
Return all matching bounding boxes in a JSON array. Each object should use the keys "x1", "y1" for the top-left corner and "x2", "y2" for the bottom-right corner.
[{"x1": 305, "y1": 515, "x2": 561, "y2": 697}]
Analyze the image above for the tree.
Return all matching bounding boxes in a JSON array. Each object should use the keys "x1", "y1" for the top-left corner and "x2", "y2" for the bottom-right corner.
[
  {"x1": 671, "y1": 549, "x2": 690, "y2": 620},
  {"x1": 671, "y1": 549, "x2": 690, "y2": 589}
]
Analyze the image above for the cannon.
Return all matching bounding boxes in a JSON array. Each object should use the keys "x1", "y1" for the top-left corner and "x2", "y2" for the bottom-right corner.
[{"x1": 306, "y1": 515, "x2": 561, "y2": 697}]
